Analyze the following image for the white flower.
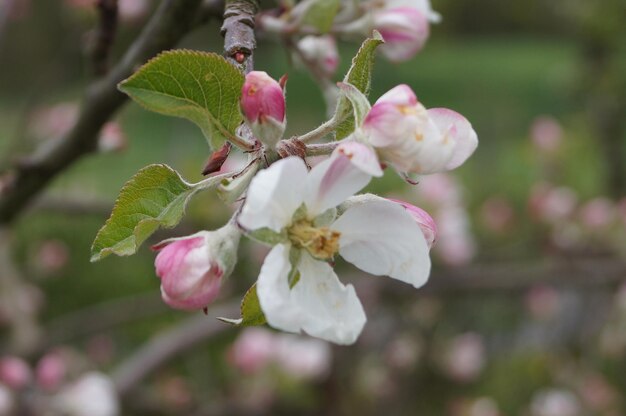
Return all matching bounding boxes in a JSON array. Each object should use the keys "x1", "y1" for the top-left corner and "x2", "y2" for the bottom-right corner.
[
  {"x1": 53, "y1": 372, "x2": 119, "y2": 416},
  {"x1": 238, "y1": 144, "x2": 432, "y2": 344}
]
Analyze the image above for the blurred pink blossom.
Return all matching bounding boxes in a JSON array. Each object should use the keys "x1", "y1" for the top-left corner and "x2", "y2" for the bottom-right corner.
[
  {"x1": 53, "y1": 372, "x2": 119, "y2": 416},
  {"x1": 35, "y1": 239, "x2": 70, "y2": 274},
  {"x1": 435, "y1": 206, "x2": 476, "y2": 266},
  {"x1": 159, "y1": 376, "x2": 192, "y2": 409},
  {"x1": 384, "y1": 336, "x2": 421, "y2": 370},
  {"x1": 579, "y1": 375, "x2": 616, "y2": 412},
  {"x1": 98, "y1": 122, "x2": 127, "y2": 153},
  {"x1": 525, "y1": 285, "x2": 561, "y2": 321},
  {"x1": 118, "y1": 0, "x2": 149, "y2": 22},
  {"x1": 480, "y1": 196, "x2": 515, "y2": 233},
  {"x1": 229, "y1": 328, "x2": 332, "y2": 381},
  {"x1": 228, "y1": 328, "x2": 275, "y2": 374},
  {"x1": 469, "y1": 397, "x2": 501, "y2": 416},
  {"x1": 30, "y1": 102, "x2": 79, "y2": 141},
  {"x1": 416, "y1": 173, "x2": 462, "y2": 207},
  {"x1": 36, "y1": 351, "x2": 67, "y2": 392},
  {"x1": 529, "y1": 183, "x2": 578, "y2": 224},
  {"x1": 0, "y1": 356, "x2": 31, "y2": 390},
  {"x1": 530, "y1": 389, "x2": 581, "y2": 416},
  {"x1": 443, "y1": 332, "x2": 485, "y2": 383},
  {"x1": 578, "y1": 197, "x2": 615, "y2": 230},
  {"x1": 530, "y1": 116, "x2": 563, "y2": 154},
  {"x1": 274, "y1": 335, "x2": 331, "y2": 381}
]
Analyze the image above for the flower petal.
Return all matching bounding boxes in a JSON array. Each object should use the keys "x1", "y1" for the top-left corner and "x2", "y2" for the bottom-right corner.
[
  {"x1": 304, "y1": 146, "x2": 376, "y2": 216},
  {"x1": 256, "y1": 244, "x2": 302, "y2": 334},
  {"x1": 333, "y1": 199, "x2": 431, "y2": 288},
  {"x1": 239, "y1": 157, "x2": 308, "y2": 232},
  {"x1": 427, "y1": 108, "x2": 478, "y2": 171},
  {"x1": 291, "y1": 253, "x2": 366, "y2": 345}
]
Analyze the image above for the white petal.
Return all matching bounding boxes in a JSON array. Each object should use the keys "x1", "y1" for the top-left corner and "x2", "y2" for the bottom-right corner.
[
  {"x1": 291, "y1": 253, "x2": 366, "y2": 345},
  {"x1": 256, "y1": 244, "x2": 302, "y2": 334},
  {"x1": 239, "y1": 157, "x2": 307, "y2": 232},
  {"x1": 333, "y1": 199, "x2": 431, "y2": 288},
  {"x1": 428, "y1": 108, "x2": 478, "y2": 171},
  {"x1": 304, "y1": 152, "x2": 373, "y2": 216}
]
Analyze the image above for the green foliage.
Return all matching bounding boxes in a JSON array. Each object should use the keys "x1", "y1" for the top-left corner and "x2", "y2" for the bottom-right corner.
[
  {"x1": 335, "y1": 31, "x2": 384, "y2": 140},
  {"x1": 90, "y1": 164, "x2": 195, "y2": 262},
  {"x1": 218, "y1": 283, "x2": 267, "y2": 326},
  {"x1": 118, "y1": 50, "x2": 244, "y2": 149},
  {"x1": 299, "y1": 0, "x2": 341, "y2": 33}
]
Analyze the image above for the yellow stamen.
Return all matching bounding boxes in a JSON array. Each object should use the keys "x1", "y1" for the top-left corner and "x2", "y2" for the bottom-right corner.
[{"x1": 288, "y1": 219, "x2": 340, "y2": 260}]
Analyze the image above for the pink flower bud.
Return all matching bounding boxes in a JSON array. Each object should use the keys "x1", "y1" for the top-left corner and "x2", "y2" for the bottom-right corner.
[
  {"x1": 388, "y1": 199, "x2": 437, "y2": 248},
  {"x1": 36, "y1": 352, "x2": 66, "y2": 392},
  {"x1": 579, "y1": 197, "x2": 615, "y2": 230},
  {"x1": 228, "y1": 328, "x2": 275, "y2": 374},
  {"x1": 297, "y1": 35, "x2": 339, "y2": 76},
  {"x1": 154, "y1": 227, "x2": 240, "y2": 311},
  {"x1": 0, "y1": 356, "x2": 31, "y2": 390},
  {"x1": 98, "y1": 122, "x2": 127, "y2": 153},
  {"x1": 531, "y1": 116, "x2": 563, "y2": 154},
  {"x1": 443, "y1": 332, "x2": 485, "y2": 383},
  {"x1": 374, "y1": 7, "x2": 430, "y2": 62},
  {"x1": 241, "y1": 71, "x2": 286, "y2": 147},
  {"x1": 363, "y1": 85, "x2": 477, "y2": 174}
]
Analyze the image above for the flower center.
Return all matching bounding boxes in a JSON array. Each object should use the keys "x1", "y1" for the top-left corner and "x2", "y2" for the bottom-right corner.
[{"x1": 288, "y1": 219, "x2": 340, "y2": 260}]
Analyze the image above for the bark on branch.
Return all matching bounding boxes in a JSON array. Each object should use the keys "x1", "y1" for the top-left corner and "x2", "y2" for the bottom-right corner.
[
  {"x1": 0, "y1": 0, "x2": 209, "y2": 225},
  {"x1": 221, "y1": 0, "x2": 259, "y2": 73},
  {"x1": 91, "y1": 0, "x2": 119, "y2": 76}
]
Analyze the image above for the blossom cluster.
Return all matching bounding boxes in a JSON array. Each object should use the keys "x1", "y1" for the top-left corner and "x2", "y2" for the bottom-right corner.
[{"x1": 154, "y1": 67, "x2": 478, "y2": 344}]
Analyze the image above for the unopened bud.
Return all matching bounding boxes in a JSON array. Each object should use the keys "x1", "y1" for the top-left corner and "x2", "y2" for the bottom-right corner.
[
  {"x1": 36, "y1": 351, "x2": 66, "y2": 392},
  {"x1": 374, "y1": 7, "x2": 430, "y2": 62},
  {"x1": 241, "y1": 71, "x2": 286, "y2": 148},
  {"x1": 154, "y1": 224, "x2": 240, "y2": 311}
]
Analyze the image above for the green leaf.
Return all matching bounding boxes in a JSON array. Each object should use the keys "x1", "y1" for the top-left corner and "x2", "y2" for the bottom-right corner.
[
  {"x1": 118, "y1": 50, "x2": 244, "y2": 149},
  {"x1": 91, "y1": 164, "x2": 195, "y2": 262},
  {"x1": 299, "y1": 0, "x2": 341, "y2": 33},
  {"x1": 218, "y1": 283, "x2": 266, "y2": 326},
  {"x1": 335, "y1": 31, "x2": 384, "y2": 140}
]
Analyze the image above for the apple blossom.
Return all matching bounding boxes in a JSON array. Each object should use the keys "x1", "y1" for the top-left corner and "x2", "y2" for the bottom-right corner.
[
  {"x1": 154, "y1": 224, "x2": 240, "y2": 311},
  {"x1": 53, "y1": 372, "x2": 119, "y2": 416},
  {"x1": 371, "y1": 0, "x2": 440, "y2": 62},
  {"x1": 362, "y1": 85, "x2": 478, "y2": 174},
  {"x1": 579, "y1": 197, "x2": 615, "y2": 230},
  {"x1": 238, "y1": 144, "x2": 432, "y2": 344},
  {"x1": 297, "y1": 35, "x2": 340, "y2": 76},
  {"x1": 229, "y1": 327, "x2": 275, "y2": 374},
  {"x1": 241, "y1": 71, "x2": 286, "y2": 147},
  {"x1": 0, "y1": 356, "x2": 31, "y2": 390},
  {"x1": 387, "y1": 199, "x2": 437, "y2": 248},
  {"x1": 36, "y1": 351, "x2": 66, "y2": 392}
]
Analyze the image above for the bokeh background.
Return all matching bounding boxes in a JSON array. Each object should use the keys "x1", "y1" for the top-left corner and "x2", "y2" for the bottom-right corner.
[{"x1": 1, "y1": 0, "x2": 626, "y2": 415}]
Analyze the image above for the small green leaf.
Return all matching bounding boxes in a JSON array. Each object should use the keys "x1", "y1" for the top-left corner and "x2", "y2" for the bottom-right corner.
[
  {"x1": 335, "y1": 31, "x2": 384, "y2": 140},
  {"x1": 299, "y1": 0, "x2": 341, "y2": 33},
  {"x1": 118, "y1": 50, "x2": 244, "y2": 149},
  {"x1": 91, "y1": 164, "x2": 195, "y2": 262},
  {"x1": 218, "y1": 283, "x2": 266, "y2": 326}
]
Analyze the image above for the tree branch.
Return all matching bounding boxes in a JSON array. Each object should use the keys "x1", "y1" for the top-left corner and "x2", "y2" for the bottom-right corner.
[
  {"x1": 111, "y1": 301, "x2": 238, "y2": 397},
  {"x1": 0, "y1": 0, "x2": 209, "y2": 225},
  {"x1": 91, "y1": 0, "x2": 119, "y2": 76},
  {"x1": 221, "y1": 0, "x2": 259, "y2": 74}
]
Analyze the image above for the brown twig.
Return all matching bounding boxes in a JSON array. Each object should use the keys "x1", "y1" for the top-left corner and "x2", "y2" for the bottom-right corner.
[
  {"x1": 91, "y1": 0, "x2": 119, "y2": 76},
  {"x1": 111, "y1": 301, "x2": 239, "y2": 397},
  {"x1": 221, "y1": 0, "x2": 259, "y2": 74},
  {"x1": 0, "y1": 0, "x2": 211, "y2": 225}
]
